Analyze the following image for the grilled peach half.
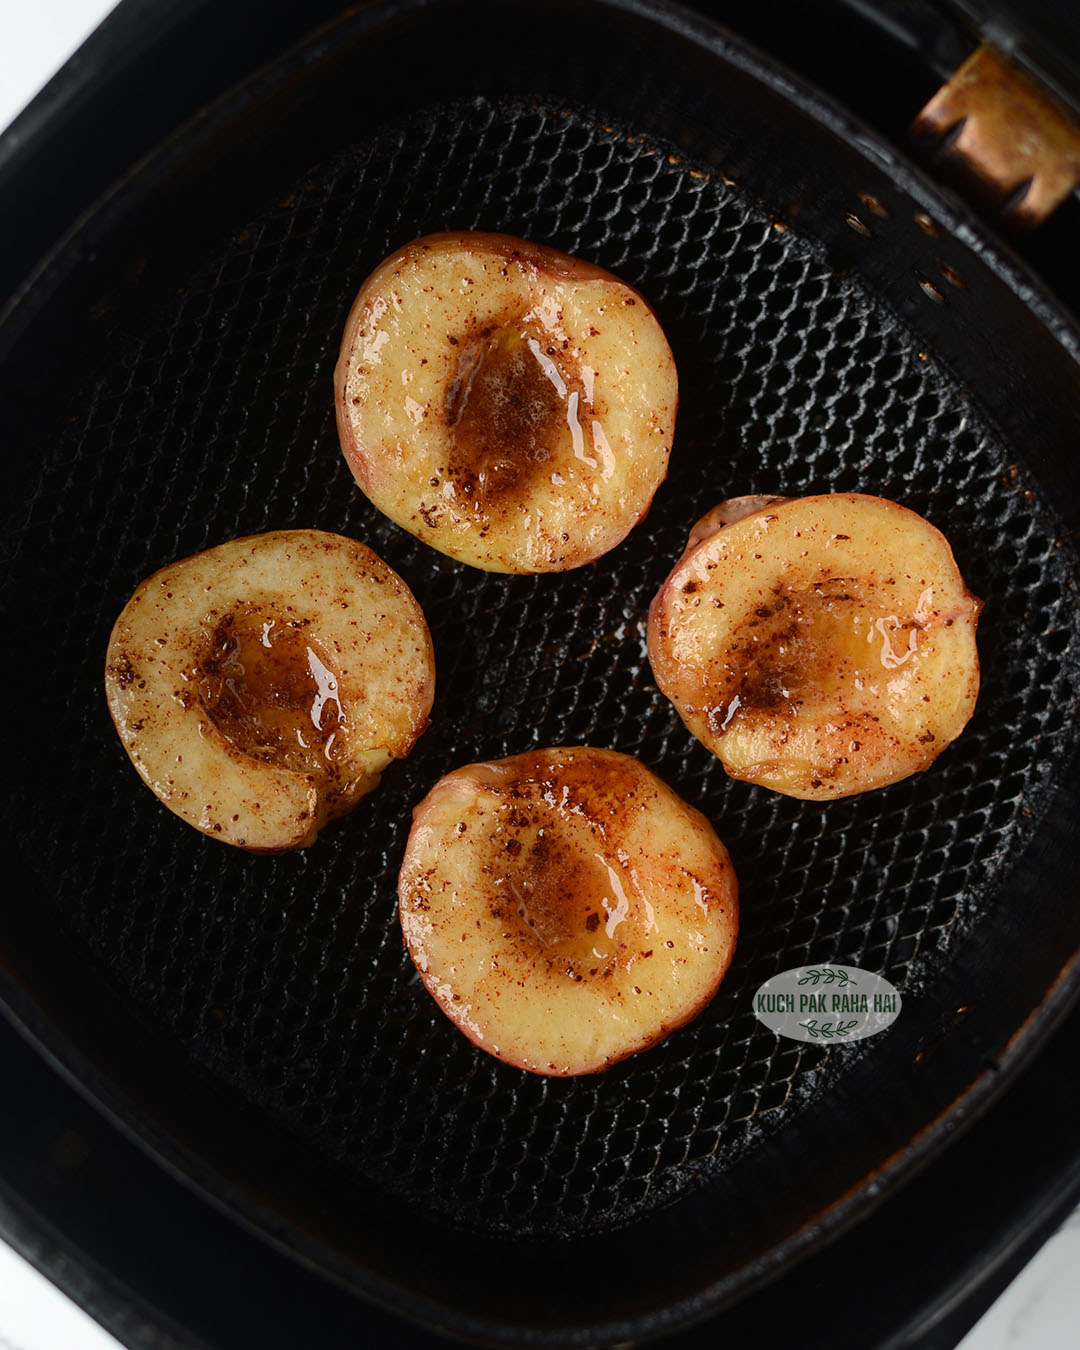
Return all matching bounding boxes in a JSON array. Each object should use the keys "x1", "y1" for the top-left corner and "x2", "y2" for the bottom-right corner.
[
  {"x1": 648, "y1": 494, "x2": 981, "y2": 800},
  {"x1": 105, "y1": 530, "x2": 434, "y2": 850},
  {"x1": 398, "y1": 747, "x2": 738, "y2": 1076},
  {"x1": 334, "y1": 231, "x2": 677, "y2": 573}
]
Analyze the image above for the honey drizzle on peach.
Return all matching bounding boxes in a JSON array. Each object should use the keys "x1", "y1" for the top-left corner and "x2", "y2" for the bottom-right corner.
[
  {"x1": 473, "y1": 757, "x2": 681, "y2": 984},
  {"x1": 703, "y1": 578, "x2": 936, "y2": 735},
  {"x1": 439, "y1": 294, "x2": 613, "y2": 512},
  {"x1": 190, "y1": 606, "x2": 345, "y2": 779}
]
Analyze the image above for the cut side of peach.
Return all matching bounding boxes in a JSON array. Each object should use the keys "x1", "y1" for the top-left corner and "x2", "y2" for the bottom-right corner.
[
  {"x1": 105, "y1": 530, "x2": 435, "y2": 850},
  {"x1": 334, "y1": 232, "x2": 677, "y2": 573},
  {"x1": 398, "y1": 747, "x2": 738, "y2": 1075},
  {"x1": 648, "y1": 494, "x2": 982, "y2": 800}
]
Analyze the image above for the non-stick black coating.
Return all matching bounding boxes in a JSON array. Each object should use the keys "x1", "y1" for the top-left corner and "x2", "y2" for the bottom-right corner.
[{"x1": 1, "y1": 0, "x2": 1078, "y2": 1341}]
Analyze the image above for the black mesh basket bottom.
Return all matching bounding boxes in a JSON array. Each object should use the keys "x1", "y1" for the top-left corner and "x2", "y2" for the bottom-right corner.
[{"x1": 2, "y1": 87, "x2": 1078, "y2": 1250}]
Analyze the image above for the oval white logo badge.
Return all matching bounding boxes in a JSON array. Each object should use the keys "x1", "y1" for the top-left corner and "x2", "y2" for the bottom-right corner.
[{"x1": 753, "y1": 965, "x2": 901, "y2": 1043}]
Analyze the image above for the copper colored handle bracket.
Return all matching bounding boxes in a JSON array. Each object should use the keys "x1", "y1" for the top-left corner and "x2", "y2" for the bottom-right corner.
[{"x1": 912, "y1": 45, "x2": 1080, "y2": 232}]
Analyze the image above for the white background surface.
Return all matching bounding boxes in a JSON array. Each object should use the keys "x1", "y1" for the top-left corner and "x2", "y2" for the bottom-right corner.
[{"x1": 1, "y1": 4, "x2": 1078, "y2": 1349}]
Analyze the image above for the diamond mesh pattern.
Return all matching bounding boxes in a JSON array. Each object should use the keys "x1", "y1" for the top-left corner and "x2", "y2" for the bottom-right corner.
[{"x1": 4, "y1": 97, "x2": 1078, "y2": 1238}]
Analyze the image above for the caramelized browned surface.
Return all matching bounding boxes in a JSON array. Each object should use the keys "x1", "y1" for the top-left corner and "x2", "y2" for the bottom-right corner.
[
  {"x1": 193, "y1": 608, "x2": 346, "y2": 780},
  {"x1": 442, "y1": 325, "x2": 571, "y2": 507},
  {"x1": 701, "y1": 579, "x2": 894, "y2": 731}
]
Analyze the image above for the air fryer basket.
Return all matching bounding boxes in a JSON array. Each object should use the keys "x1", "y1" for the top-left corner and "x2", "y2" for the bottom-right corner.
[{"x1": 1, "y1": 0, "x2": 1079, "y2": 1343}]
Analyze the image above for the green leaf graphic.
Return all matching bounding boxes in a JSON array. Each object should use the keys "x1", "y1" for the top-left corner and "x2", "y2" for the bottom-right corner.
[
  {"x1": 798, "y1": 1018, "x2": 860, "y2": 1040},
  {"x1": 797, "y1": 967, "x2": 858, "y2": 988}
]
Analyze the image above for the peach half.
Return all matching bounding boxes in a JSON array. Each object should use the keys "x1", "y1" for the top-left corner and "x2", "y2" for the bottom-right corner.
[
  {"x1": 105, "y1": 530, "x2": 434, "y2": 850},
  {"x1": 647, "y1": 493, "x2": 982, "y2": 800},
  {"x1": 334, "y1": 231, "x2": 677, "y2": 573},
  {"x1": 398, "y1": 747, "x2": 738, "y2": 1075}
]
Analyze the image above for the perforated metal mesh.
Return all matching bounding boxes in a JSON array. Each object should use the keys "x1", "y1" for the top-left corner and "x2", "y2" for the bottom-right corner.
[{"x1": 5, "y1": 96, "x2": 1078, "y2": 1238}]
